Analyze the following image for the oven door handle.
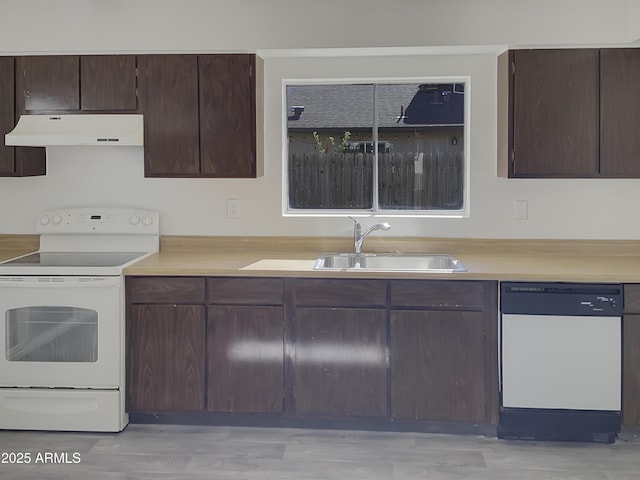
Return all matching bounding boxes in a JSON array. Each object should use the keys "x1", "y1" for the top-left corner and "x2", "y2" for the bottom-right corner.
[{"x1": 0, "y1": 277, "x2": 121, "y2": 288}]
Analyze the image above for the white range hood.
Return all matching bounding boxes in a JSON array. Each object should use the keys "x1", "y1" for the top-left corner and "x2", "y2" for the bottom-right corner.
[{"x1": 5, "y1": 114, "x2": 144, "y2": 147}]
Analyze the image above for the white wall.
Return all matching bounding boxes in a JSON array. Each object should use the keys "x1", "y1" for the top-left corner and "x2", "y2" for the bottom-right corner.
[
  {"x1": 0, "y1": 0, "x2": 638, "y2": 239},
  {"x1": 0, "y1": 0, "x2": 633, "y2": 53},
  {"x1": 631, "y1": 0, "x2": 640, "y2": 43}
]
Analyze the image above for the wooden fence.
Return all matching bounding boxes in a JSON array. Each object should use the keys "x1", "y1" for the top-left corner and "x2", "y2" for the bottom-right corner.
[{"x1": 289, "y1": 152, "x2": 463, "y2": 210}]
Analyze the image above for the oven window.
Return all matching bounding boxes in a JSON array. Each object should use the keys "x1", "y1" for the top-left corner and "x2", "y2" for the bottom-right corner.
[{"x1": 6, "y1": 307, "x2": 98, "y2": 362}]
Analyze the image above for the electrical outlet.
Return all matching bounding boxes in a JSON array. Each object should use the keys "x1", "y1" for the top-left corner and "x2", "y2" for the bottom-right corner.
[
  {"x1": 515, "y1": 200, "x2": 528, "y2": 220},
  {"x1": 226, "y1": 198, "x2": 240, "y2": 219}
]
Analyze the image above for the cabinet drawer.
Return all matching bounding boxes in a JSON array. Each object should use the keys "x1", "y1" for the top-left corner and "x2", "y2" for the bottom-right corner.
[
  {"x1": 294, "y1": 279, "x2": 387, "y2": 307},
  {"x1": 207, "y1": 277, "x2": 283, "y2": 305},
  {"x1": 390, "y1": 280, "x2": 485, "y2": 309},
  {"x1": 625, "y1": 284, "x2": 640, "y2": 313},
  {"x1": 128, "y1": 276, "x2": 206, "y2": 304}
]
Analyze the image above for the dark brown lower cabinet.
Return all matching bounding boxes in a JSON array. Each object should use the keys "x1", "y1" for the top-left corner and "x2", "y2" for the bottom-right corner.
[
  {"x1": 128, "y1": 304, "x2": 206, "y2": 412},
  {"x1": 390, "y1": 310, "x2": 486, "y2": 422},
  {"x1": 623, "y1": 313, "x2": 640, "y2": 426},
  {"x1": 126, "y1": 276, "x2": 498, "y2": 428},
  {"x1": 207, "y1": 305, "x2": 284, "y2": 413},
  {"x1": 389, "y1": 280, "x2": 498, "y2": 424},
  {"x1": 623, "y1": 283, "x2": 640, "y2": 426},
  {"x1": 293, "y1": 307, "x2": 387, "y2": 417}
]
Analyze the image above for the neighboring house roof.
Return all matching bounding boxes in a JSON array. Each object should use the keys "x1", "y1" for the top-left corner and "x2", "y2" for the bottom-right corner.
[{"x1": 287, "y1": 83, "x2": 464, "y2": 130}]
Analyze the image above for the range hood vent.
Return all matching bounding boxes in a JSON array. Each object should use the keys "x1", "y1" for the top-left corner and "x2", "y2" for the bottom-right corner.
[{"x1": 5, "y1": 114, "x2": 144, "y2": 147}]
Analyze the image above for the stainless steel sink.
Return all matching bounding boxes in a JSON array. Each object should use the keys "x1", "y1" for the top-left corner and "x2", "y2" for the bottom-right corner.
[{"x1": 313, "y1": 253, "x2": 467, "y2": 272}]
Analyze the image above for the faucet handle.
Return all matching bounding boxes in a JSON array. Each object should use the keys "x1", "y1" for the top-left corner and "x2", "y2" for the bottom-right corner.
[{"x1": 348, "y1": 216, "x2": 361, "y2": 232}]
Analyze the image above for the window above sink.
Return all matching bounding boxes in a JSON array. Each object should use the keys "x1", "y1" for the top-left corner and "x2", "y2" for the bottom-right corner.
[{"x1": 284, "y1": 79, "x2": 470, "y2": 218}]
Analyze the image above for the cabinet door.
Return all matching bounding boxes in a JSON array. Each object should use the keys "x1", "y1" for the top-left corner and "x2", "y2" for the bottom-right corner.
[
  {"x1": 600, "y1": 49, "x2": 640, "y2": 177},
  {"x1": 1, "y1": 56, "x2": 46, "y2": 177},
  {"x1": 81, "y1": 55, "x2": 137, "y2": 111},
  {"x1": 199, "y1": 55, "x2": 256, "y2": 177},
  {"x1": 13, "y1": 147, "x2": 46, "y2": 176},
  {"x1": 390, "y1": 310, "x2": 486, "y2": 422},
  {"x1": 207, "y1": 306, "x2": 284, "y2": 413},
  {"x1": 511, "y1": 49, "x2": 598, "y2": 177},
  {"x1": 128, "y1": 304, "x2": 206, "y2": 412},
  {"x1": 623, "y1": 314, "x2": 640, "y2": 426},
  {"x1": 623, "y1": 313, "x2": 640, "y2": 426},
  {"x1": 293, "y1": 307, "x2": 387, "y2": 417},
  {"x1": 138, "y1": 55, "x2": 200, "y2": 176},
  {"x1": 0, "y1": 57, "x2": 15, "y2": 175},
  {"x1": 622, "y1": 285, "x2": 640, "y2": 426},
  {"x1": 17, "y1": 56, "x2": 79, "y2": 112}
]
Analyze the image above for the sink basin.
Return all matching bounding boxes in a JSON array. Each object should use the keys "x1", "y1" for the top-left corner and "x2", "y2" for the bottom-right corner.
[{"x1": 314, "y1": 253, "x2": 467, "y2": 272}]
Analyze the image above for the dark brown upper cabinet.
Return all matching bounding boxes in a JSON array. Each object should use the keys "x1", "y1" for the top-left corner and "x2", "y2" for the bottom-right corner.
[
  {"x1": 199, "y1": 54, "x2": 257, "y2": 177},
  {"x1": 0, "y1": 56, "x2": 16, "y2": 175},
  {"x1": 0, "y1": 57, "x2": 46, "y2": 177},
  {"x1": 139, "y1": 54, "x2": 262, "y2": 178},
  {"x1": 6, "y1": 53, "x2": 262, "y2": 179},
  {"x1": 600, "y1": 49, "x2": 640, "y2": 177},
  {"x1": 138, "y1": 55, "x2": 200, "y2": 176},
  {"x1": 17, "y1": 56, "x2": 80, "y2": 112},
  {"x1": 16, "y1": 55, "x2": 137, "y2": 114},
  {"x1": 499, "y1": 48, "x2": 640, "y2": 178},
  {"x1": 80, "y1": 55, "x2": 137, "y2": 111},
  {"x1": 7, "y1": 54, "x2": 137, "y2": 177},
  {"x1": 505, "y1": 49, "x2": 599, "y2": 177}
]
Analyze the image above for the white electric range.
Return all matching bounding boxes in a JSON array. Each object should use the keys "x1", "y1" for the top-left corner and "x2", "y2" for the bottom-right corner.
[{"x1": 0, "y1": 207, "x2": 158, "y2": 432}]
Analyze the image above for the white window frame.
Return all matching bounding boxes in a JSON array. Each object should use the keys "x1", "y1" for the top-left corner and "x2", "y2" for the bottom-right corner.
[{"x1": 282, "y1": 76, "x2": 471, "y2": 218}]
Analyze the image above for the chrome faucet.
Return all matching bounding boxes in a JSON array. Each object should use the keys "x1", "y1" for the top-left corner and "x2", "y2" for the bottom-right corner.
[{"x1": 350, "y1": 217, "x2": 391, "y2": 254}]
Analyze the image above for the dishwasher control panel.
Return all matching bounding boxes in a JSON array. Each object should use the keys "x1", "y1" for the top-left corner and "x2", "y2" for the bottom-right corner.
[{"x1": 501, "y1": 282, "x2": 623, "y2": 316}]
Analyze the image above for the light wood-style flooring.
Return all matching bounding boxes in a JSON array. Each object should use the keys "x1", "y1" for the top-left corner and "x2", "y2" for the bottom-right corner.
[{"x1": 1, "y1": 424, "x2": 639, "y2": 479}]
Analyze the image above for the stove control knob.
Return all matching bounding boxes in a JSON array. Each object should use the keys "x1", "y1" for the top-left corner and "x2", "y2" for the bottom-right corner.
[
  {"x1": 40, "y1": 214, "x2": 50, "y2": 225},
  {"x1": 51, "y1": 214, "x2": 62, "y2": 225},
  {"x1": 129, "y1": 215, "x2": 141, "y2": 225},
  {"x1": 142, "y1": 216, "x2": 153, "y2": 226}
]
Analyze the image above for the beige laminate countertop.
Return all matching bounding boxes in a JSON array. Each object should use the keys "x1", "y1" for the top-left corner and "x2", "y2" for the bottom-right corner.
[
  {"x1": 1, "y1": 234, "x2": 638, "y2": 282},
  {"x1": 123, "y1": 236, "x2": 640, "y2": 283},
  {"x1": 0, "y1": 235, "x2": 39, "y2": 263}
]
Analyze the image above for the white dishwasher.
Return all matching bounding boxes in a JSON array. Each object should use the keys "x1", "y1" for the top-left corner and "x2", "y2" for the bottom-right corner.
[{"x1": 499, "y1": 282, "x2": 623, "y2": 443}]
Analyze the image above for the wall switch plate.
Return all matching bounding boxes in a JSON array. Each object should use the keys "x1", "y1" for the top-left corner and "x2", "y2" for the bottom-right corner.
[
  {"x1": 226, "y1": 198, "x2": 240, "y2": 219},
  {"x1": 515, "y1": 200, "x2": 528, "y2": 220}
]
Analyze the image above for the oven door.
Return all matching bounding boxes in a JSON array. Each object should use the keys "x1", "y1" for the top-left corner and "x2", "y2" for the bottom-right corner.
[{"x1": 0, "y1": 276, "x2": 122, "y2": 388}]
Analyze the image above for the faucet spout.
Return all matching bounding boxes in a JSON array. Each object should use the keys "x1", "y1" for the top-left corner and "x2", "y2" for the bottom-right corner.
[{"x1": 350, "y1": 217, "x2": 391, "y2": 254}]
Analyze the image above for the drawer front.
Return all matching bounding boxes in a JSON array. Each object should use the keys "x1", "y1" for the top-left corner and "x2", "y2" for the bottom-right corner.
[
  {"x1": 625, "y1": 284, "x2": 640, "y2": 313},
  {"x1": 207, "y1": 277, "x2": 284, "y2": 305},
  {"x1": 294, "y1": 279, "x2": 387, "y2": 307},
  {"x1": 128, "y1": 276, "x2": 206, "y2": 304},
  {"x1": 390, "y1": 280, "x2": 485, "y2": 309}
]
